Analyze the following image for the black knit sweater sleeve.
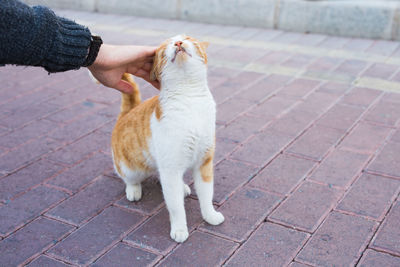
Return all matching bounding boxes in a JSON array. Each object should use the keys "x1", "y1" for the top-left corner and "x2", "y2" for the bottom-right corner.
[{"x1": 0, "y1": 0, "x2": 92, "y2": 72}]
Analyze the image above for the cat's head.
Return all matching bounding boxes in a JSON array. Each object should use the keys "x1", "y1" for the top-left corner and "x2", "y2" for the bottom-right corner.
[{"x1": 150, "y1": 35, "x2": 209, "y2": 82}]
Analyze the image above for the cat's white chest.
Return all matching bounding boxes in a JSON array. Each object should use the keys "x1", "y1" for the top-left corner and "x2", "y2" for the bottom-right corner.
[{"x1": 149, "y1": 92, "x2": 215, "y2": 170}]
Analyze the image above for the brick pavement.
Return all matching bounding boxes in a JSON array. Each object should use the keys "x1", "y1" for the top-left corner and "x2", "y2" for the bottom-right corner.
[{"x1": 1, "y1": 9, "x2": 400, "y2": 266}]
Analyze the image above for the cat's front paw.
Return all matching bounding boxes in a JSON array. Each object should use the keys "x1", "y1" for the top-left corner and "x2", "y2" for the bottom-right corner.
[
  {"x1": 204, "y1": 211, "x2": 225, "y2": 226},
  {"x1": 170, "y1": 228, "x2": 189, "y2": 243},
  {"x1": 126, "y1": 184, "x2": 142, "y2": 201}
]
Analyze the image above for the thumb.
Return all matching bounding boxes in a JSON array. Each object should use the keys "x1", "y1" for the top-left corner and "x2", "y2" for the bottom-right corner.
[{"x1": 114, "y1": 80, "x2": 134, "y2": 94}]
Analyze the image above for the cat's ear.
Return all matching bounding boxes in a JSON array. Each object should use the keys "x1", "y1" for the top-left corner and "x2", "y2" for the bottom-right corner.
[
  {"x1": 200, "y1": 42, "x2": 209, "y2": 50},
  {"x1": 150, "y1": 58, "x2": 158, "y2": 81},
  {"x1": 150, "y1": 44, "x2": 167, "y2": 81}
]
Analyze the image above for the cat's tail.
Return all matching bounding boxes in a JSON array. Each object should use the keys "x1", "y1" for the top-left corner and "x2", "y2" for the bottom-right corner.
[{"x1": 120, "y1": 73, "x2": 141, "y2": 117}]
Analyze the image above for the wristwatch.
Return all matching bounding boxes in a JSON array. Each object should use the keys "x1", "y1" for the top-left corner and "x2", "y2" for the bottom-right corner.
[{"x1": 83, "y1": 35, "x2": 103, "y2": 67}]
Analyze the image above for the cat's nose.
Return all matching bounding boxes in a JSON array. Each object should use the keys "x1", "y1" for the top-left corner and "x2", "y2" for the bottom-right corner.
[{"x1": 174, "y1": 41, "x2": 183, "y2": 48}]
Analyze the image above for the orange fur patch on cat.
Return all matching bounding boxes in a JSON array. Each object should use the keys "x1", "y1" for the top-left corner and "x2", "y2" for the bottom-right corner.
[
  {"x1": 200, "y1": 146, "x2": 215, "y2": 183},
  {"x1": 150, "y1": 41, "x2": 168, "y2": 81},
  {"x1": 111, "y1": 76, "x2": 163, "y2": 175},
  {"x1": 185, "y1": 36, "x2": 209, "y2": 64}
]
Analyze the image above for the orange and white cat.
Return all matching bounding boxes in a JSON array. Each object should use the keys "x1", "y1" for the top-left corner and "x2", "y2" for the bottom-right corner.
[{"x1": 111, "y1": 35, "x2": 224, "y2": 243}]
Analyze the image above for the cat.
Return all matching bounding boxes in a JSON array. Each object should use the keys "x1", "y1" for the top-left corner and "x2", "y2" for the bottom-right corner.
[{"x1": 111, "y1": 35, "x2": 224, "y2": 243}]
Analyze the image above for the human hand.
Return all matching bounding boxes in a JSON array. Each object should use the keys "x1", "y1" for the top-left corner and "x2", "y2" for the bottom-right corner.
[{"x1": 88, "y1": 44, "x2": 160, "y2": 93}]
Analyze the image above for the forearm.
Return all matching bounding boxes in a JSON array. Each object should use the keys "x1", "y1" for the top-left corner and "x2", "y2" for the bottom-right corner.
[{"x1": 0, "y1": 0, "x2": 92, "y2": 72}]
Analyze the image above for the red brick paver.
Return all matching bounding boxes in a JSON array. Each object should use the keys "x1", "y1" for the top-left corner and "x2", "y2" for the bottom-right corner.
[
  {"x1": 371, "y1": 201, "x2": 400, "y2": 256},
  {"x1": 0, "y1": 9, "x2": 399, "y2": 266}
]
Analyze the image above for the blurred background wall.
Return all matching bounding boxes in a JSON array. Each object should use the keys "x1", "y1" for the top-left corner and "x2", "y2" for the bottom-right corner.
[{"x1": 24, "y1": 0, "x2": 400, "y2": 40}]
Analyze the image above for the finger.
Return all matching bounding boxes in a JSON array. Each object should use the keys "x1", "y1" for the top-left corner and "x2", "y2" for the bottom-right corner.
[
  {"x1": 140, "y1": 46, "x2": 157, "y2": 57},
  {"x1": 130, "y1": 69, "x2": 160, "y2": 90},
  {"x1": 133, "y1": 69, "x2": 150, "y2": 79},
  {"x1": 142, "y1": 62, "x2": 153, "y2": 72},
  {"x1": 150, "y1": 80, "x2": 161, "y2": 90},
  {"x1": 113, "y1": 80, "x2": 134, "y2": 94},
  {"x1": 141, "y1": 73, "x2": 161, "y2": 90}
]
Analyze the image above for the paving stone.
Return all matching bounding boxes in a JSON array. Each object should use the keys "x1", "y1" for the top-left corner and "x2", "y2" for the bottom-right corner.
[
  {"x1": 358, "y1": 249, "x2": 400, "y2": 266},
  {"x1": 27, "y1": 255, "x2": 70, "y2": 267},
  {"x1": 125, "y1": 198, "x2": 203, "y2": 254},
  {"x1": 363, "y1": 99, "x2": 400, "y2": 126},
  {"x1": 226, "y1": 223, "x2": 309, "y2": 267},
  {"x1": 316, "y1": 81, "x2": 350, "y2": 95},
  {"x1": 211, "y1": 46, "x2": 268, "y2": 64},
  {"x1": 341, "y1": 87, "x2": 382, "y2": 108},
  {"x1": 286, "y1": 125, "x2": 344, "y2": 161},
  {"x1": 0, "y1": 160, "x2": 63, "y2": 202},
  {"x1": 366, "y1": 40, "x2": 400, "y2": 56},
  {"x1": 241, "y1": 74, "x2": 292, "y2": 102},
  {"x1": 158, "y1": 231, "x2": 238, "y2": 267},
  {"x1": 392, "y1": 71, "x2": 400, "y2": 83},
  {"x1": 254, "y1": 51, "x2": 293, "y2": 65},
  {"x1": 0, "y1": 186, "x2": 68, "y2": 236},
  {"x1": 380, "y1": 92, "x2": 400, "y2": 104},
  {"x1": 309, "y1": 149, "x2": 369, "y2": 188},
  {"x1": 48, "y1": 206, "x2": 144, "y2": 265},
  {"x1": 48, "y1": 111, "x2": 112, "y2": 144},
  {"x1": 250, "y1": 153, "x2": 316, "y2": 195},
  {"x1": 296, "y1": 211, "x2": 377, "y2": 266},
  {"x1": 0, "y1": 217, "x2": 74, "y2": 266},
  {"x1": 92, "y1": 242, "x2": 160, "y2": 267},
  {"x1": 267, "y1": 108, "x2": 316, "y2": 137},
  {"x1": 0, "y1": 84, "x2": 59, "y2": 114},
  {"x1": 371, "y1": 201, "x2": 400, "y2": 256},
  {"x1": 271, "y1": 32, "x2": 303, "y2": 43},
  {"x1": 46, "y1": 176, "x2": 123, "y2": 225},
  {"x1": 217, "y1": 97, "x2": 255, "y2": 125},
  {"x1": 46, "y1": 131, "x2": 110, "y2": 165},
  {"x1": 269, "y1": 181, "x2": 342, "y2": 232},
  {"x1": 115, "y1": 178, "x2": 165, "y2": 215},
  {"x1": 47, "y1": 152, "x2": 112, "y2": 193},
  {"x1": 212, "y1": 71, "x2": 264, "y2": 104},
  {"x1": 0, "y1": 119, "x2": 59, "y2": 149},
  {"x1": 277, "y1": 78, "x2": 321, "y2": 98},
  {"x1": 0, "y1": 125, "x2": 10, "y2": 137},
  {"x1": 217, "y1": 115, "x2": 268, "y2": 143},
  {"x1": 87, "y1": 85, "x2": 121, "y2": 105},
  {"x1": 0, "y1": 102, "x2": 60, "y2": 129},
  {"x1": 307, "y1": 56, "x2": 343, "y2": 72},
  {"x1": 247, "y1": 95, "x2": 297, "y2": 119},
  {"x1": 207, "y1": 159, "x2": 258, "y2": 204},
  {"x1": 45, "y1": 100, "x2": 107, "y2": 123},
  {"x1": 248, "y1": 29, "x2": 283, "y2": 42},
  {"x1": 343, "y1": 38, "x2": 374, "y2": 51},
  {"x1": 336, "y1": 173, "x2": 400, "y2": 220},
  {"x1": 297, "y1": 91, "x2": 340, "y2": 115},
  {"x1": 333, "y1": 59, "x2": 368, "y2": 76},
  {"x1": 391, "y1": 129, "x2": 400, "y2": 143},
  {"x1": 292, "y1": 33, "x2": 327, "y2": 46},
  {"x1": 317, "y1": 103, "x2": 364, "y2": 131},
  {"x1": 339, "y1": 122, "x2": 391, "y2": 154},
  {"x1": 201, "y1": 187, "x2": 281, "y2": 242},
  {"x1": 318, "y1": 36, "x2": 349, "y2": 49},
  {"x1": 231, "y1": 129, "x2": 293, "y2": 166},
  {"x1": 362, "y1": 63, "x2": 399, "y2": 79},
  {"x1": 281, "y1": 54, "x2": 316, "y2": 68},
  {"x1": 367, "y1": 141, "x2": 400, "y2": 178},
  {"x1": 288, "y1": 262, "x2": 310, "y2": 267},
  {"x1": 214, "y1": 138, "x2": 238, "y2": 163},
  {"x1": 0, "y1": 138, "x2": 60, "y2": 174}
]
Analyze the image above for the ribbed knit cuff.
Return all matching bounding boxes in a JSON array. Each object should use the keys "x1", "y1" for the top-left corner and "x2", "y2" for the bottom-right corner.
[{"x1": 41, "y1": 12, "x2": 92, "y2": 73}]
